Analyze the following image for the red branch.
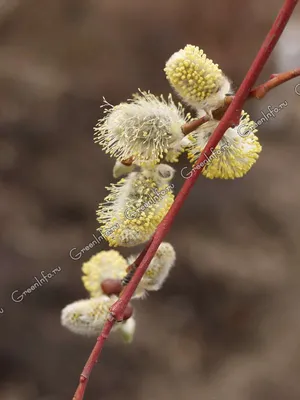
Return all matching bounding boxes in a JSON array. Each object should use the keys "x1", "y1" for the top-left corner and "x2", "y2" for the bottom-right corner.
[
  {"x1": 250, "y1": 68, "x2": 300, "y2": 98},
  {"x1": 182, "y1": 68, "x2": 300, "y2": 135},
  {"x1": 73, "y1": 1, "x2": 298, "y2": 398},
  {"x1": 72, "y1": 240, "x2": 153, "y2": 400}
]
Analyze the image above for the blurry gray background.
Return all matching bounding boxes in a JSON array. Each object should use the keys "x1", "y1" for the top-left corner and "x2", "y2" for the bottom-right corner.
[{"x1": 0, "y1": 0, "x2": 300, "y2": 399}]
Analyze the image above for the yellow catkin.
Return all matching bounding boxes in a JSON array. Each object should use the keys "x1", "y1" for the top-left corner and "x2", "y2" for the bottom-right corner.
[
  {"x1": 187, "y1": 112, "x2": 262, "y2": 179},
  {"x1": 165, "y1": 45, "x2": 230, "y2": 112},
  {"x1": 97, "y1": 165, "x2": 175, "y2": 247},
  {"x1": 82, "y1": 250, "x2": 127, "y2": 297}
]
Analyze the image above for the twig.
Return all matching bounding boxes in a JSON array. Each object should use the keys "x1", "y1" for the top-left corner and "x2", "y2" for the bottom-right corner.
[
  {"x1": 72, "y1": 316, "x2": 115, "y2": 400},
  {"x1": 182, "y1": 67, "x2": 300, "y2": 135},
  {"x1": 121, "y1": 239, "x2": 154, "y2": 286},
  {"x1": 181, "y1": 115, "x2": 210, "y2": 135},
  {"x1": 110, "y1": 0, "x2": 299, "y2": 321},
  {"x1": 125, "y1": 68, "x2": 300, "y2": 159},
  {"x1": 72, "y1": 1, "x2": 298, "y2": 398},
  {"x1": 250, "y1": 68, "x2": 300, "y2": 98}
]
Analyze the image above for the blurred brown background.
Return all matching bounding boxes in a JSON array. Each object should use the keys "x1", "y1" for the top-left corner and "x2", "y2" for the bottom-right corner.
[{"x1": 0, "y1": 0, "x2": 300, "y2": 399}]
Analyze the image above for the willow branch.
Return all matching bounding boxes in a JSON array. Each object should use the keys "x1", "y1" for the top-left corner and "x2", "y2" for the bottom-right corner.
[
  {"x1": 181, "y1": 115, "x2": 210, "y2": 135},
  {"x1": 110, "y1": 0, "x2": 299, "y2": 321},
  {"x1": 72, "y1": 239, "x2": 153, "y2": 400},
  {"x1": 126, "y1": 68, "x2": 300, "y2": 157},
  {"x1": 182, "y1": 67, "x2": 300, "y2": 135},
  {"x1": 73, "y1": 1, "x2": 298, "y2": 399},
  {"x1": 250, "y1": 68, "x2": 300, "y2": 98},
  {"x1": 72, "y1": 317, "x2": 115, "y2": 400}
]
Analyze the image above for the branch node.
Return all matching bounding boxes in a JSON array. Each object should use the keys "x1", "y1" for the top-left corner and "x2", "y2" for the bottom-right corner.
[{"x1": 80, "y1": 375, "x2": 88, "y2": 384}]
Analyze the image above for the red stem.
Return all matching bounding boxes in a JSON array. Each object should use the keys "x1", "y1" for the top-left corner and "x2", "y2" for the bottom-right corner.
[
  {"x1": 73, "y1": 1, "x2": 298, "y2": 398},
  {"x1": 73, "y1": 318, "x2": 115, "y2": 400},
  {"x1": 250, "y1": 67, "x2": 300, "y2": 98},
  {"x1": 230, "y1": 0, "x2": 299, "y2": 125},
  {"x1": 182, "y1": 68, "x2": 300, "y2": 134},
  {"x1": 72, "y1": 239, "x2": 153, "y2": 400},
  {"x1": 125, "y1": 238, "x2": 153, "y2": 274}
]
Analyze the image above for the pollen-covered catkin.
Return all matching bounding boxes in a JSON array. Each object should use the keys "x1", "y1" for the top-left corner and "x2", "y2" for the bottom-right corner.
[
  {"x1": 165, "y1": 45, "x2": 230, "y2": 114},
  {"x1": 97, "y1": 164, "x2": 175, "y2": 247},
  {"x1": 186, "y1": 111, "x2": 262, "y2": 179},
  {"x1": 94, "y1": 90, "x2": 189, "y2": 166},
  {"x1": 82, "y1": 250, "x2": 127, "y2": 297}
]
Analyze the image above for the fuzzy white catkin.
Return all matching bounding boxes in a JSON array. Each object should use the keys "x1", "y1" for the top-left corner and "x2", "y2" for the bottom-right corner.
[
  {"x1": 94, "y1": 90, "x2": 189, "y2": 166},
  {"x1": 128, "y1": 242, "x2": 176, "y2": 298},
  {"x1": 61, "y1": 295, "x2": 118, "y2": 336},
  {"x1": 61, "y1": 295, "x2": 136, "y2": 341}
]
